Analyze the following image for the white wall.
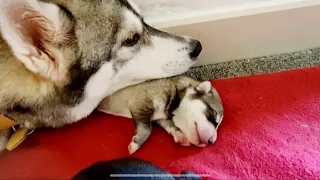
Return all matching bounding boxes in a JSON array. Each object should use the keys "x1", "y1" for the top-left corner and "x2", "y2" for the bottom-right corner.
[
  {"x1": 133, "y1": 0, "x2": 320, "y2": 28},
  {"x1": 134, "y1": 0, "x2": 269, "y2": 19},
  {"x1": 133, "y1": 0, "x2": 320, "y2": 66},
  {"x1": 163, "y1": 4, "x2": 320, "y2": 66}
]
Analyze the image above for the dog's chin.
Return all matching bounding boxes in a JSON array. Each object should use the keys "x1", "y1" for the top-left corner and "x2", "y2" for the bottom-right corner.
[
  {"x1": 181, "y1": 129, "x2": 201, "y2": 147},
  {"x1": 119, "y1": 63, "x2": 194, "y2": 88},
  {"x1": 186, "y1": 134, "x2": 208, "y2": 147},
  {"x1": 183, "y1": 125, "x2": 216, "y2": 147},
  {"x1": 196, "y1": 144, "x2": 207, "y2": 147},
  {"x1": 162, "y1": 60, "x2": 196, "y2": 76}
]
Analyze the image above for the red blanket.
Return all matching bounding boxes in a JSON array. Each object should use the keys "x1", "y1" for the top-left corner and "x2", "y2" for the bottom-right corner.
[{"x1": 1, "y1": 67, "x2": 320, "y2": 179}]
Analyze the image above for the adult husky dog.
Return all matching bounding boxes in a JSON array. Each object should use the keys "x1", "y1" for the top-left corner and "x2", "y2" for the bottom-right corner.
[{"x1": 0, "y1": 0, "x2": 202, "y2": 152}]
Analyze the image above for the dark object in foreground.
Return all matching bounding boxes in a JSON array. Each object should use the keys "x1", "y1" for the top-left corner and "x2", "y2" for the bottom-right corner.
[{"x1": 72, "y1": 157, "x2": 201, "y2": 180}]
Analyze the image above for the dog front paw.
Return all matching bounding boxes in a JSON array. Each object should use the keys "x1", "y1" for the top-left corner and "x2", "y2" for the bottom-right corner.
[
  {"x1": 172, "y1": 130, "x2": 190, "y2": 146},
  {"x1": 128, "y1": 141, "x2": 140, "y2": 154}
]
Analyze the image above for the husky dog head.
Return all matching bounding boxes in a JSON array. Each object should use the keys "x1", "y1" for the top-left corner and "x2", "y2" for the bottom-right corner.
[
  {"x1": 173, "y1": 81, "x2": 224, "y2": 147},
  {"x1": 0, "y1": 0, "x2": 201, "y2": 97},
  {"x1": 0, "y1": 0, "x2": 202, "y2": 120}
]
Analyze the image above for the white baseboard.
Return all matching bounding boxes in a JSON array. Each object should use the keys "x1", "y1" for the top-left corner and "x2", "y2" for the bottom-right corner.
[{"x1": 141, "y1": 0, "x2": 320, "y2": 66}]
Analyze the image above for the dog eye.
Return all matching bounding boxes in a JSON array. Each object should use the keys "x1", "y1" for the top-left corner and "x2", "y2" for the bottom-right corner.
[{"x1": 123, "y1": 33, "x2": 140, "y2": 46}]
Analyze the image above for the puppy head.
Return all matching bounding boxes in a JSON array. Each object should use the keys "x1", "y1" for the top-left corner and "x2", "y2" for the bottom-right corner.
[
  {"x1": 173, "y1": 81, "x2": 224, "y2": 147},
  {"x1": 0, "y1": 0, "x2": 202, "y2": 98}
]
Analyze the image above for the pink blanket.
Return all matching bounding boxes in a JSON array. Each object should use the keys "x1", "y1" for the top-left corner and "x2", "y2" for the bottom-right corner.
[{"x1": 0, "y1": 67, "x2": 319, "y2": 179}]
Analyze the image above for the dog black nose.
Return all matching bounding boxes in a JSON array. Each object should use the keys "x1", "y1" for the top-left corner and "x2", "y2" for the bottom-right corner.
[
  {"x1": 189, "y1": 40, "x2": 202, "y2": 60},
  {"x1": 208, "y1": 137, "x2": 214, "y2": 145}
]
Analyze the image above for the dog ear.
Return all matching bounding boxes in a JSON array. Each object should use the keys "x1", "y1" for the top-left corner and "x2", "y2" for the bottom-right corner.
[
  {"x1": 38, "y1": 0, "x2": 75, "y2": 14},
  {"x1": 0, "y1": 0, "x2": 74, "y2": 81},
  {"x1": 196, "y1": 81, "x2": 212, "y2": 93}
]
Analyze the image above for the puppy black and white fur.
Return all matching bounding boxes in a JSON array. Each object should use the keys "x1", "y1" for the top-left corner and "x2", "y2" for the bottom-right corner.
[
  {"x1": 0, "y1": 0, "x2": 202, "y2": 152},
  {"x1": 98, "y1": 76, "x2": 224, "y2": 154},
  {"x1": 72, "y1": 157, "x2": 201, "y2": 180}
]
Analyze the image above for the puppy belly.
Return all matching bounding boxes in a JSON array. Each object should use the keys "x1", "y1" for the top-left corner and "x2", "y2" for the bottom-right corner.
[{"x1": 97, "y1": 98, "x2": 132, "y2": 118}]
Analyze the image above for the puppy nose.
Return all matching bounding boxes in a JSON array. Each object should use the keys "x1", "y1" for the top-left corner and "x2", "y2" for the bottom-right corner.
[
  {"x1": 208, "y1": 137, "x2": 214, "y2": 145},
  {"x1": 189, "y1": 40, "x2": 202, "y2": 60},
  {"x1": 207, "y1": 135, "x2": 217, "y2": 145}
]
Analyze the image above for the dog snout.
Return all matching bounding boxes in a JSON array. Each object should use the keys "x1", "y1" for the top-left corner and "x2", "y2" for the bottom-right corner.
[
  {"x1": 208, "y1": 135, "x2": 217, "y2": 145},
  {"x1": 189, "y1": 40, "x2": 202, "y2": 60},
  {"x1": 196, "y1": 124, "x2": 217, "y2": 145}
]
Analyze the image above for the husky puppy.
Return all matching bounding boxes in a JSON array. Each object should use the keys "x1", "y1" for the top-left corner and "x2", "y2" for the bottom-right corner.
[
  {"x1": 0, "y1": 0, "x2": 202, "y2": 152},
  {"x1": 98, "y1": 76, "x2": 224, "y2": 154},
  {"x1": 72, "y1": 157, "x2": 201, "y2": 180}
]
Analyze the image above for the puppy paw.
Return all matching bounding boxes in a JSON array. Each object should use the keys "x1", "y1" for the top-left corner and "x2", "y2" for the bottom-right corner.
[
  {"x1": 172, "y1": 131, "x2": 190, "y2": 146},
  {"x1": 128, "y1": 141, "x2": 140, "y2": 154}
]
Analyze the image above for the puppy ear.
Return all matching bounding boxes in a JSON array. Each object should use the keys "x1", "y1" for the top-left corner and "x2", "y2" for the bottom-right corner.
[
  {"x1": 196, "y1": 81, "x2": 212, "y2": 93},
  {"x1": 0, "y1": 0, "x2": 73, "y2": 81}
]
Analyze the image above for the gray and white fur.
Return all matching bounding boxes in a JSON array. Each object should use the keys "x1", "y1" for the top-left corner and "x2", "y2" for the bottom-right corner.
[
  {"x1": 0, "y1": 0, "x2": 202, "y2": 152},
  {"x1": 98, "y1": 76, "x2": 224, "y2": 154}
]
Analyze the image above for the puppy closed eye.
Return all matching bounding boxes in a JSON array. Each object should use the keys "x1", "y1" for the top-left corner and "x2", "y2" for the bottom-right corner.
[
  {"x1": 206, "y1": 107, "x2": 218, "y2": 126},
  {"x1": 123, "y1": 33, "x2": 140, "y2": 46}
]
